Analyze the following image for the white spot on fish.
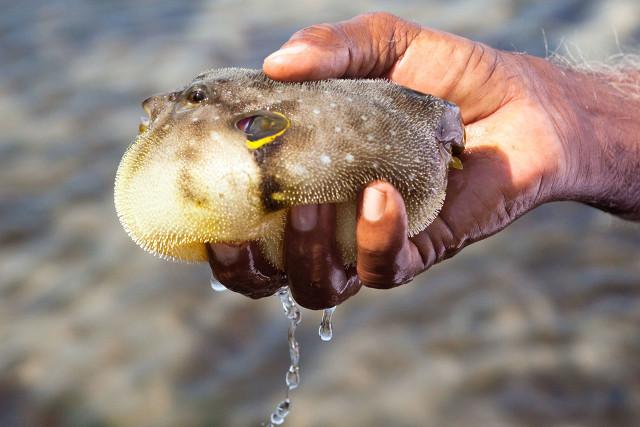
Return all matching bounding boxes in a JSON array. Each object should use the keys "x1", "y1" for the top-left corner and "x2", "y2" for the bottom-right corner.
[
  {"x1": 335, "y1": 126, "x2": 342, "y2": 133},
  {"x1": 289, "y1": 164, "x2": 308, "y2": 176},
  {"x1": 366, "y1": 135, "x2": 374, "y2": 141},
  {"x1": 361, "y1": 115, "x2": 368, "y2": 121},
  {"x1": 373, "y1": 162, "x2": 379, "y2": 169},
  {"x1": 384, "y1": 144, "x2": 391, "y2": 150},
  {"x1": 320, "y1": 154, "x2": 331, "y2": 165},
  {"x1": 345, "y1": 153, "x2": 354, "y2": 163},
  {"x1": 346, "y1": 97, "x2": 353, "y2": 102},
  {"x1": 313, "y1": 109, "x2": 321, "y2": 115},
  {"x1": 329, "y1": 103, "x2": 337, "y2": 108},
  {"x1": 163, "y1": 124, "x2": 170, "y2": 130},
  {"x1": 214, "y1": 115, "x2": 220, "y2": 120},
  {"x1": 390, "y1": 130, "x2": 397, "y2": 136},
  {"x1": 297, "y1": 99, "x2": 304, "y2": 103},
  {"x1": 276, "y1": 89, "x2": 283, "y2": 94},
  {"x1": 210, "y1": 131, "x2": 222, "y2": 140},
  {"x1": 257, "y1": 94, "x2": 263, "y2": 98}
]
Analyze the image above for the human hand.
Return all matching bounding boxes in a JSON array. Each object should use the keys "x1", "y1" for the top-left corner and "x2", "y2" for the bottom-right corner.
[{"x1": 208, "y1": 13, "x2": 640, "y2": 309}]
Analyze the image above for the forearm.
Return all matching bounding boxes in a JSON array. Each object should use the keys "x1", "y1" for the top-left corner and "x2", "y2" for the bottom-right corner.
[
  {"x1": 546, "y1": 61, "x2": 640, "y2": 220},
  {"x1": 574, "y1": 68, "x2": 640, "y2": 220}
]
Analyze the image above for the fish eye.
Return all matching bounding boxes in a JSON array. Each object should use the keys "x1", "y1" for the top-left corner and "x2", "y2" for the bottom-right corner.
[
  {"x1": 236, "y1": 111, "x2": 289, "y2": 141},
  {"x1": 186, "y1": 86, "x2": 208, "y2": 104}
]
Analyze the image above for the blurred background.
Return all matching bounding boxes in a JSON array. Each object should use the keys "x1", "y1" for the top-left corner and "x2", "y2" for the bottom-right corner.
[{"x1": 1, "y1": 0, "x2": 640, "y2": 426}]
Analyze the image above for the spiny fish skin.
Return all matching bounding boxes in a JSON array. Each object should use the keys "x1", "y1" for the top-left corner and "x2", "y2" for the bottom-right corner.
[{"x1": 114, "y1": 68, "x2": 465, "y2": 268}]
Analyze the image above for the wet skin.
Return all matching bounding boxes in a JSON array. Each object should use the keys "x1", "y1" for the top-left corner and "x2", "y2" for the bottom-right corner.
[
  {"x1": 208, "y1": 204, "x2": 363, "y2": 310},
  {"x1": 208, "y1": 181, "x2": 437, "y2": 309},
  {"x1": 208, "y1": 13, "x2": 640, "y2": 309}
]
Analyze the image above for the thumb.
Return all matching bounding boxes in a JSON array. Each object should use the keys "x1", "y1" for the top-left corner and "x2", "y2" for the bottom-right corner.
[{"x1": 263, "y1": 12, "x2": 421, "y2": 81}]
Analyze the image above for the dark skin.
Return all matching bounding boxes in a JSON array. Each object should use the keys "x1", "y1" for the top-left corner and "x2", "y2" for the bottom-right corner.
[{"x1": 208, "y1": 13, "x2": 640, "y2": 309}]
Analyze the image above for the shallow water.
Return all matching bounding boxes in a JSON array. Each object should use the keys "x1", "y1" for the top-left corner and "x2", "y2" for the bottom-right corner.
[{"x1": 1, "y1": 1, "x2": 639, "y2": 426}]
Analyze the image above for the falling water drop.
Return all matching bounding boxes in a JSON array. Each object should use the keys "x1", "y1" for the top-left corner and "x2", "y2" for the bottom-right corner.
[
  {"x1": 270, "y1": 413, "x2": 284, "y2": 425},
  {"x1": 319, "y1": 306, "x2": 336, "y2": 342},
  {"x1": 209, "y1": 275, "x2": 226, "y2": 292},
  {"x1": 285, "y1": 366, "x2": 300, "y2": 390},
  {"x1": 275, "y1": 399, "x2": 291, "y2": 418}
]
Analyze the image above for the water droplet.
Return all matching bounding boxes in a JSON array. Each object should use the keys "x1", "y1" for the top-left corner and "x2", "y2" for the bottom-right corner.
[
  {"x1": 270, "y1": 413, "x2": 284, "y2": 425},
  {"x1": 276, "y1": 399, "x2": 291, "y2": 418},
  {"x1": 319, "y1": 307, "x2": 336, "y2": 342},
  {"x1": 210, "y1": 275, "x2": 226, "y2": 292},
  {"x1": 286, "y1": 366, "x2": 300, "y2": 389}
]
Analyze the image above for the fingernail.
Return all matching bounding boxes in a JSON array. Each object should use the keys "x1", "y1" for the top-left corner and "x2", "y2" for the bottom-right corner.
[
  {"x1": 210, "y1": 243, "x2": 241, "y2": 265},
  {"x1": 265, "y1": 45, "x2": 308, "y2": 64},
  {"x1": 290, "y1": 204, "x2": 318, "y2": 231},
  {"x1": 363, "y1": 187, "x2": 386, "y2": 222}
]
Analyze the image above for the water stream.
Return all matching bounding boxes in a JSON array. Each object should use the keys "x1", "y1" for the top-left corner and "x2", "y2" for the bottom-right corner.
[{"x1": 262, "y1": 287, "x2": 336, "y2": 425}]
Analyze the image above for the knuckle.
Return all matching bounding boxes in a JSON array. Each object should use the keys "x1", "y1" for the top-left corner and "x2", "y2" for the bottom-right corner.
[
  {"x1": 214, "y1": 268, "x2": 246, "y2": 287},
  {"x1": 357, "y1": 242, "x2": 418, "y2": 289},
  {"x1": 291, "y1": 23, "x2": 343, "y2": 46},
  {"x1": 358, "y1": 269, "x2": 404, "y2": 289},
  {"x1": 214, "y1": 266, "x2": 283, "y2": 298},
  {"x1": 357, "y1": 226, "x2": 406, "y2": 259},
  {"x1": 356, "y1": 253, "x2": 402, "y2": 289},
  {"x1": 360, "y1": 11, "x2": 401, "y2": 24}
]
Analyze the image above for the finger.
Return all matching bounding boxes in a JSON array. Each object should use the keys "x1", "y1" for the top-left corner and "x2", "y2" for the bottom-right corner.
[
  {"x1": 263, "y1": 12, "x2": 421, "y2": 81},
  {"x1": 284, "y1": 204, "x2": 361, "y2": 310},
  {"x1": 356, "y1": 181, "x2": 425, "y2": 288},
  {"x1": 386, "y1": 29, "x2": 511, "y2": 121},
  {"x1": 206, "y1": 242, "x2": 285, "y2": 299}
]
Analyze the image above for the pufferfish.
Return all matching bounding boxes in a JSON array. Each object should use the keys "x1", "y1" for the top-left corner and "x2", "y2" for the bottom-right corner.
[{"x1": 114, "y1": 68, "x2": 465, "y2": 269}]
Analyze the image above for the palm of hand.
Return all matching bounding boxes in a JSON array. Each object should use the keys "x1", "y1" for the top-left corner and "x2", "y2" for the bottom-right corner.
[{"x1": 383, "y1": 29, "x2": 564, "y2": 263}]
